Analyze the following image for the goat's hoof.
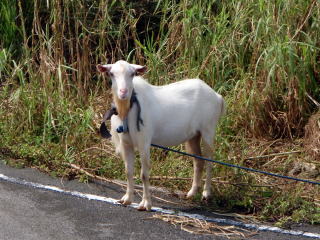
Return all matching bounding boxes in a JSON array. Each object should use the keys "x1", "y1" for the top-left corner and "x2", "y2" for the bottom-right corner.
[
  {"x1": 138, "y1": 200, "x2": 151, "y2": 211},
  {"x1": 201, "y1": 193, "x2": 212, "y2": 205},
  {"x1": 201, "y1": 197, "x2": 210, "y2": 205},
  {"x1": 186, "y1": 188, "x2": 198, "y2": 199},
  {"x1": 186, "y1": 193, "x2": 193, "y2": 199},
  {"x1": 118, "y1": 196, "x2": 132, "y2": 206},
  {"x1": 137, "y1": 206, "x2": 147, "y2": 211},
  {"x1": 137, "y1": 205, "x2": 151, "y2": 211},
  {"x1": 117, "y1": 199, "x2": 124, "y2": 204}
]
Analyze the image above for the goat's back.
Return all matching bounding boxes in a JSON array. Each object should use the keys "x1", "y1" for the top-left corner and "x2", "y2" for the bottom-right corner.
[{"x1": 133, "y1": 78, "x2": 224, "y2": 146}]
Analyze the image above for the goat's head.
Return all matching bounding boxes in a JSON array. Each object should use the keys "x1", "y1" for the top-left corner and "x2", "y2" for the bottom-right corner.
[{"x1": 97, "y1": 60, "x2": 147, "y2": 100}]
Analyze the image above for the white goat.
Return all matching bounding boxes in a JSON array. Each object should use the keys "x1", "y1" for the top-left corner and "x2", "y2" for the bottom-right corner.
[{"x1": 97, "y1": 60, "x2": 225, "y2": 211}]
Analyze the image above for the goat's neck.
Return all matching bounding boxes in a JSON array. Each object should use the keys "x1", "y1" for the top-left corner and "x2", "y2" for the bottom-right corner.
[{"x1": 113, "y1": 95, "x2": 130, "y2": 120}]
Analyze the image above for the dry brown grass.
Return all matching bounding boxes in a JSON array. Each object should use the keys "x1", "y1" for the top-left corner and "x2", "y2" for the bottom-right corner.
[{"x1": 152, "y1": 214, "x2": 254, "y2": 238}]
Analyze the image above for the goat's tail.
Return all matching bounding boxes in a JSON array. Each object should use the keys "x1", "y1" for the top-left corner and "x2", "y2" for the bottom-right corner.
[{"x1": 220, "y1": 97, "x2": 226, "y2": 117}]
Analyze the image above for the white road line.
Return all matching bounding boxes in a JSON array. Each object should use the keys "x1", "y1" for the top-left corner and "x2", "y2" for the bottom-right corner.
[{"x1": 0, "y1": 173, "x2": 319, "y2": 239}]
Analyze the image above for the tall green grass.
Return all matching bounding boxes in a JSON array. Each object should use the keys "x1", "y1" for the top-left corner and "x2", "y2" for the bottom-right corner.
[{"x1": 0, "y1": 0, "x2": 319, "y2": 224}]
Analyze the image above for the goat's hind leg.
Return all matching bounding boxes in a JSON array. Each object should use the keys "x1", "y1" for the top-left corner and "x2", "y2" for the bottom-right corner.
[
  {"x1": 186, "y1": 133, "x2": 204, "y2": 199},
  {"x1": 202, "y1": 142, "x2": 213, "y2": 201},
  {"x1": 118, "y1": 143, "x2": 135, "y2": 205}
]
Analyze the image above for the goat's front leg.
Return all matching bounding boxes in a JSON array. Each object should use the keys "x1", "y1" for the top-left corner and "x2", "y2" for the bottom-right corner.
[
  {"x1": 118, "y1": 143, "x2": 135, "y2": 205},
  {"x1": 137, "y1": 146, "x2": 152, "y2": 211}
]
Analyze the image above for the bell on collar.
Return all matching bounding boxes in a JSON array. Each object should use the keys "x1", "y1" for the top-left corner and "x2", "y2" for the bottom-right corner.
[
  {"x1": 116, "y1": 125, "x2": 124, "y2": 133},
  {"x1": 116, "y1": 117, "x2": 129, "y2": 133}
]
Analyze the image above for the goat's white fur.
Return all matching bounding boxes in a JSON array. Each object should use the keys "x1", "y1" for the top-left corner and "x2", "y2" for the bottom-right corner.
[{"x1": 97, "y1": 60, "x2": 225, "y2": 211}]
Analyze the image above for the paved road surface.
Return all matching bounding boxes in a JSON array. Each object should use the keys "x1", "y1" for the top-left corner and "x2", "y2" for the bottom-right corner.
[{"x1": 0, "y1": 160, "x2": 319, "y2": 240}]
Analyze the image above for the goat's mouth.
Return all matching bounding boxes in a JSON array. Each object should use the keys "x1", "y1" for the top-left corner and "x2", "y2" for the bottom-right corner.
[{"x1": 118, "y1": 93, "x2": 129, "y2": 100}]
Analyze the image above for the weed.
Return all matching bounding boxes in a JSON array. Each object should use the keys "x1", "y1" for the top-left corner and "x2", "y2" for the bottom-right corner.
[{"x1": 0, "y1": 0, "x2": 319, "y2": 224}]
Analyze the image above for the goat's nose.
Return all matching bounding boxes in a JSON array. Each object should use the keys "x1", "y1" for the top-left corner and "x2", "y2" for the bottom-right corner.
[{"x1": 119, "y1": 88, "x2": 128, "y2": 94}]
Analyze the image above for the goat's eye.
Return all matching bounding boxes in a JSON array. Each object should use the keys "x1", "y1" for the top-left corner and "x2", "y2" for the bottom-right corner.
[
  {"x1": 109, "y1": 72, "x2": 114, "y2": 77},
  {"x1": 130, "y1": 72, "x2": 135, "y2": 77}
]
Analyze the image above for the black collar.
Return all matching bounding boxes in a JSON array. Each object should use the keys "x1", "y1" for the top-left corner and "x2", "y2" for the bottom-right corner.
[{"x1": 100, "y1": 90, "x2": 143, "y2": 139}]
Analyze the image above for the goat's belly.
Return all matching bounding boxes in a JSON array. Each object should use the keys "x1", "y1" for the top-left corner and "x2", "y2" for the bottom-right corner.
[{"x1": 151, "y1": 126, "x2": 197, "y2": 147}]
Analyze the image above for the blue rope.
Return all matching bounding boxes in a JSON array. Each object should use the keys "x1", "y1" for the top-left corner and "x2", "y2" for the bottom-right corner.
[{"x1": 151, "y1": 143, "x2": 320, "y2": 186}]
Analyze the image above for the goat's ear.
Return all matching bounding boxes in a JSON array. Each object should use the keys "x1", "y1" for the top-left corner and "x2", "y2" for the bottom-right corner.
[
  {"x1": 130, "y1": 64, "x2": 147, "y2": 75},
  {"x1": 97, "y1": 64, "x2": 111, "y2": 73}
]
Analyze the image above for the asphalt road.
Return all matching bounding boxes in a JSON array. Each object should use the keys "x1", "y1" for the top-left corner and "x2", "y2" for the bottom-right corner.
[{"x1": 0, "y1": 160, "x2": 319, "y2": 240}]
